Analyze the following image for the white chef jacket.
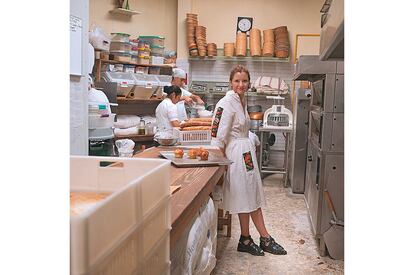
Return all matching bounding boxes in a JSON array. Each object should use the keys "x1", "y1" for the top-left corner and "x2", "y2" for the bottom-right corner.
[
  {"x1": 176, "y1": 87, "x2": 193, "y2": 121},
  {"x1": 211, "y1": 90, "x2": 266, "y2": 214},
  {"x1": 155, "y1": 97, "x2": 179, "y2": 132}
]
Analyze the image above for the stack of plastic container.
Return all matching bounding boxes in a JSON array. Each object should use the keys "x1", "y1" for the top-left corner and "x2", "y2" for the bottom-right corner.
[
  {"x1": 110, "y1": 32, "x2": 132, "y2": 62},
  {"x1": 70, "y1": 156, "x2": 171, "y2": 275},
  {"x1": 102, "y1": 71, "x2": 136, "y2": 96},
  {"x1": 139, "y1": 35, "x2": 165, "y2": 65}
]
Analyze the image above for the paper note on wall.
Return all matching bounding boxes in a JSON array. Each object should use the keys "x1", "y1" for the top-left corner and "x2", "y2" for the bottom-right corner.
[{"x1": 70, "y1": 15, "x2": 82, "y2": 76}]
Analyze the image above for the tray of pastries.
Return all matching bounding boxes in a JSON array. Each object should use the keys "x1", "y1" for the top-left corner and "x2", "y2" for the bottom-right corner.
[{"x1": 159, "y1": 147, "x2": 232, "y2": 167}]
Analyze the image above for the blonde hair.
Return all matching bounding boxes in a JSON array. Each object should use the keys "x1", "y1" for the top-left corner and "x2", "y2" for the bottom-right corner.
[{"x1": 229, "y1": 65, "x2": 251, "y2": 82}]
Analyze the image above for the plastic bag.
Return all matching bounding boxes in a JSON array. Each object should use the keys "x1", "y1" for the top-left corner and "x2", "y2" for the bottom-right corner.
[{"x1": 89, "y1": 26, "x2": 110, "y2": 51}]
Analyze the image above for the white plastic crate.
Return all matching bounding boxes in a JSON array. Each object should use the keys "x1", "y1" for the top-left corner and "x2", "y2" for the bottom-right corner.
[
  {"x1": 174, "y1": 128, "x2": 211, "y2": 145},
  {"x1": 70, "y1": 156, "x2": 171, "y2": 275}
]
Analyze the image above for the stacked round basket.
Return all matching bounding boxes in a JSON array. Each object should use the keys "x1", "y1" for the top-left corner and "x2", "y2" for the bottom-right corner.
[
  {"x1": 195, "y1": 26, "x2": 207, "y2": 57},
  {"x1": 274, "y1": 26, "x2": 290, "y2": 58},
  {"x1": 207, "y1": 43, "x2": 217, "y2": 57},
  {"x1": 262, "y1": 29, "x2": 275, "y2": 57},
  {"x1": 249, "y1": 28, "x2": 262, "y2": 57},
  {"x1": 186, "y1": 13, "x2": 198, "y2": 56},
  {"x1": 223, "y1": 43, "x2": 235, "y2": 57},
  {"x1": 235, "y1": 33, "x2": 247, "y2": 56}
]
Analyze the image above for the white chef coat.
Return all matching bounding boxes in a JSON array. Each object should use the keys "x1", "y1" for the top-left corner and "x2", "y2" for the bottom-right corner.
[
  {"x1": 176, "y1": 87, "x2": 193, "y2": 121},
  {"x1": 155, "y1": 97, "x2": 179, "y2": 132},
  {"x1": 211, "y1": 90, "x2": 266, "y2": 214}
]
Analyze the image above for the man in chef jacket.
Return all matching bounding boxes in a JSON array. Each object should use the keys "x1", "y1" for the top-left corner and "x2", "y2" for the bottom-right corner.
[{"x1": 171, "y1": 68, "x2": 204, "y2": 121}]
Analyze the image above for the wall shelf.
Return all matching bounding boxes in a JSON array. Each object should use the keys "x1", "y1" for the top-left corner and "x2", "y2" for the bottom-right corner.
[
  {"x1": 188, "y1": 49, "x2": 290, "y2": 62},
  {"x1": 109, "y1": 8, "x2": 142, "y2": 16}
]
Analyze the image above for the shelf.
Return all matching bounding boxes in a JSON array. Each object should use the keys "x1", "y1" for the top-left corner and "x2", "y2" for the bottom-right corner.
[
  {"x1": 117, "y1": 97, "x2": 162, "y2": 104},
  {"x1": 188, "y1": 49, "x2": 290, "y2": 62},
  {"x1": 109, "y1": 8, "x2": 142, "y2": 15},
  {"x1": 97, "y1": 59, "x2": 174, "y2": 68},
  {"x1": 114, "y1": 134, "x2": 154, "y2": 142}
]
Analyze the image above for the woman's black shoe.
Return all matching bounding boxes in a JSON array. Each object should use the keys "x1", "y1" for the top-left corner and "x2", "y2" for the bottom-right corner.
[
  {"x1": 259, "y1": 236, "x2": 287, "y2": 255},
  {"x1": 237, "y1": 235, "x2": 265, "y2": 256}
]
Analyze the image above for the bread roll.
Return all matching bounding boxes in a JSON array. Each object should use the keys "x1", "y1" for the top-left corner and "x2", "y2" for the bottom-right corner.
[{"x1": 180, "y1": 126, "x2": 212, "y2": 131}]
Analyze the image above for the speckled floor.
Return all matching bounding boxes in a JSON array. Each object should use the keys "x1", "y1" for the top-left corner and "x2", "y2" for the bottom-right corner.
[{"x1": 212, "y1": 174, "x2": 344, "y2": 275}]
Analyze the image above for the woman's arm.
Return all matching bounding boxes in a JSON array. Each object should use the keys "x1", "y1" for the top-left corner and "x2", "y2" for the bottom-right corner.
[{"x1": 170, "y1": 120, "x2": 181, "y2": 127}]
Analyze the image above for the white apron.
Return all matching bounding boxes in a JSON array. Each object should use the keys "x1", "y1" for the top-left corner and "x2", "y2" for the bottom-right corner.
[{"x1": 211, "y1": 91, "x2": 266, "y2": 214}]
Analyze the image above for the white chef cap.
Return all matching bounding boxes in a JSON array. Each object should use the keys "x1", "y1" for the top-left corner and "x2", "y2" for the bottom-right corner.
[{"x1": 172, "y1": 68, "x2": 186, "y2": 79}]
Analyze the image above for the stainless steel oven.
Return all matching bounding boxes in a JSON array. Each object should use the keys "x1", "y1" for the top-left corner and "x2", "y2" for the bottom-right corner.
[
  {"x1": 309, "y1": 110, "x2": 343, "y2": 153},
  {"x1": 311, "y1": 73, "x2": 343, "y2": 113}
]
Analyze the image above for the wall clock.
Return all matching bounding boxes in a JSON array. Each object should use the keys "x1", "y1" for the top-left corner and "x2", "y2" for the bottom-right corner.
[{"x1": 237, "y1": 17, "x2": 253, "y2": 34}]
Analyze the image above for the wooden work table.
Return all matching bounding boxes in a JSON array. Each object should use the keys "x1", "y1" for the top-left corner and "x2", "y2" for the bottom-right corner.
[{"x1": 134, "y1": 146, "x2": 226, "y2": 249}]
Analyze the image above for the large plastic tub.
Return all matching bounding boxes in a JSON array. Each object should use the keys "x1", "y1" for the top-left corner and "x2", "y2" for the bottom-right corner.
[
  {"x1": 70, "y1": 156, "x2": 171, "y2": 275},
  {"x1": 139, "y1": 35, "x2": 165, "y2": 47},
  {"x1": 103, "y1": 71, "x2": 135, "y2": 96}
]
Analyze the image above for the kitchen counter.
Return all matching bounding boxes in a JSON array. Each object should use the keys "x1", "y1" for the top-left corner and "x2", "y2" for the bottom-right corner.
[{"x1": 134, "y1": 146, "x2": 225, "y2": 249}]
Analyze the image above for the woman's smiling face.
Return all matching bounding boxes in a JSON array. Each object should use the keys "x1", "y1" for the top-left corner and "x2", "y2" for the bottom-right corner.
[{"x1": 231, "y1": 72, "x2": 249, "y2": 96}]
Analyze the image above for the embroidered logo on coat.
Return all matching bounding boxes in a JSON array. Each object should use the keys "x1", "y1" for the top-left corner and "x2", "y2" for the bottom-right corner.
[
  {"x1": 243, "y1": 151, "x2": 254, "y2": 171},
  {"x1": 211, "y1": 107, "x2": 223, "y2": 138}
]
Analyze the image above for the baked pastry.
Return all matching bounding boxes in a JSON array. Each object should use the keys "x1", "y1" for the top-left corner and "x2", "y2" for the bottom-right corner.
[
  {"x1": 196, "y1": 147, "x2": 204, "y2": 157},
  {"x1": 188, "y1": 149, "x2": 197, "y2": 159},
  {"x1": 200, "y1": 150, "x2": 209, "y2": 161},
  {"x1": 180, "y1": 126, "x2": 212, "y2": 131},
  {"x1": 174, "y1": 148, "x2": 184, "y2": 158}
]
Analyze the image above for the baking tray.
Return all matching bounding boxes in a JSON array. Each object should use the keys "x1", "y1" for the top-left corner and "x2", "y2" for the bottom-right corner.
[{"x1": 159, "y1": 150, "x2": 232, "y2": 167}]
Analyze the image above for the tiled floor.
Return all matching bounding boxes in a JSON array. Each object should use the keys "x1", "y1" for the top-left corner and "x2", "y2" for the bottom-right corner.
[{"x1": 212, "y1": 174, "x2": 344, "y2": 274}]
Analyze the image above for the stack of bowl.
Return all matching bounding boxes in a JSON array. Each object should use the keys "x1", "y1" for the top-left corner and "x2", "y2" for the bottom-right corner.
[
  {"x1": 249, "y1": 28, "x2": 262, "y2": 57},
  {"x1": 262, "y1": 29, "x2": 275, "y2": 57},
  {"x1": 207, "y1": 43, "x2": 217, "y2": 57},
  {"x1": 274, "y1": 26, "x2": 290, "y2": 58},
  {"x1": 224, "y1": 43, "x2": 235, "y2": 57},
  {"x1": 195, "y1": 26, "x2": 207, "y2": 57},
  {"x1": 186, "y1": 13, "x2": 198, "y2": 56},
  {"x1": 235, "y1": 33, "x2": 247, "y2": 56}
]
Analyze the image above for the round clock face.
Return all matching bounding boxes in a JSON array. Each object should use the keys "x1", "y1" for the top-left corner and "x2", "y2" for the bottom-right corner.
[{"x1": 238, "y1": 18, "x2": 251, "y2": 32}]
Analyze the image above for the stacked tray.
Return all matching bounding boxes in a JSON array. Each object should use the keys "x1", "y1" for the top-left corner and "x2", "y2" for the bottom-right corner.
[
  {"x1": 274, "y1": 26, "x2": 290, "y2": 58},
  {"x1": 186, "y1": 13, "x2": 198, "y2": 56}
]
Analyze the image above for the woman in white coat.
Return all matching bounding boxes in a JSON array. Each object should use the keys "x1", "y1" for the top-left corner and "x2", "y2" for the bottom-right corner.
[
  {"x1": 211, "y1": 65, "x2": 287, "y2": 256},
  {"x1": 155, "y1": 85, "x2": 182, "y2": 133}
]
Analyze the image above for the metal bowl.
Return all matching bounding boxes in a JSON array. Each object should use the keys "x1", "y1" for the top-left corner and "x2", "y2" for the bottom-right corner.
[{"x1": 155, "y1": 138, "x2": 178, "y2": 146}]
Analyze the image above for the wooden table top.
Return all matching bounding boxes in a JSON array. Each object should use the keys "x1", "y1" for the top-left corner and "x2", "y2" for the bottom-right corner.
[{"x1": 134, "y1": 146, "x2": 225, "y2": 247}]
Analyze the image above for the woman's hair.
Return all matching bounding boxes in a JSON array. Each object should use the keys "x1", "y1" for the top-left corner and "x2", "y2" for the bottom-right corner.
[
  {"x1": 229, "y1": 65, "x2": 251, "y2": 82},
  {"x1": 164, "y1": 85, "x2": 182, "y2": 97}
]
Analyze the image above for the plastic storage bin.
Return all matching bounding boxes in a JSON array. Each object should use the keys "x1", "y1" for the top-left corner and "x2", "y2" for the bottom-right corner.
[
  {"x1": 70, "y1": 156, "x2": 171, "y2": 275},
  {"x1": 155, "y1": 75, "x2": 172, "y2": 87},
  {"x1": 139, "y1": 35, "x2": 165, "y2": 47},
  {"x1": 111, "y1": 32, "x2": 131, "y2": 43},
  {"x1": 110, "y1": 41, "x2": 132, "y2": 52},
  {"x1": 130, "y1": 73, "x2": 159, "y2": 99},
  {"x1": 88, "y1": 113, "x2": 116, "y2": 129},
  {"x1": 150, "y1": 45, "x2": 165, "y2": 57},
  {"x1": 150, "y1": 56, "x2": 164, "y2": 65},
  {"x1": 110, "y1": 51, "x2": 131, "y2": 62},
  {"x1": 103, "y1": 71, "x2": 136, "y2": 96},
  {"x1": 137, "y1": 56, "x2": 150, "y2": 65},
  {"x1": 174, "y1": 128, "x2": 212, "y2": 144}
]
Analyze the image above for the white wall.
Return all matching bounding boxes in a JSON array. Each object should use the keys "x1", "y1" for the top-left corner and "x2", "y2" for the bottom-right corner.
[
  {"x1": 70, "y1": 0, "x2": 89, "y2": 155},
  {"x1": 89, "y1": 0, "x2": 177, "y2": 51},
  {"x1": 177, "y1": 0, "x2": 324, "y2": 60}
]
